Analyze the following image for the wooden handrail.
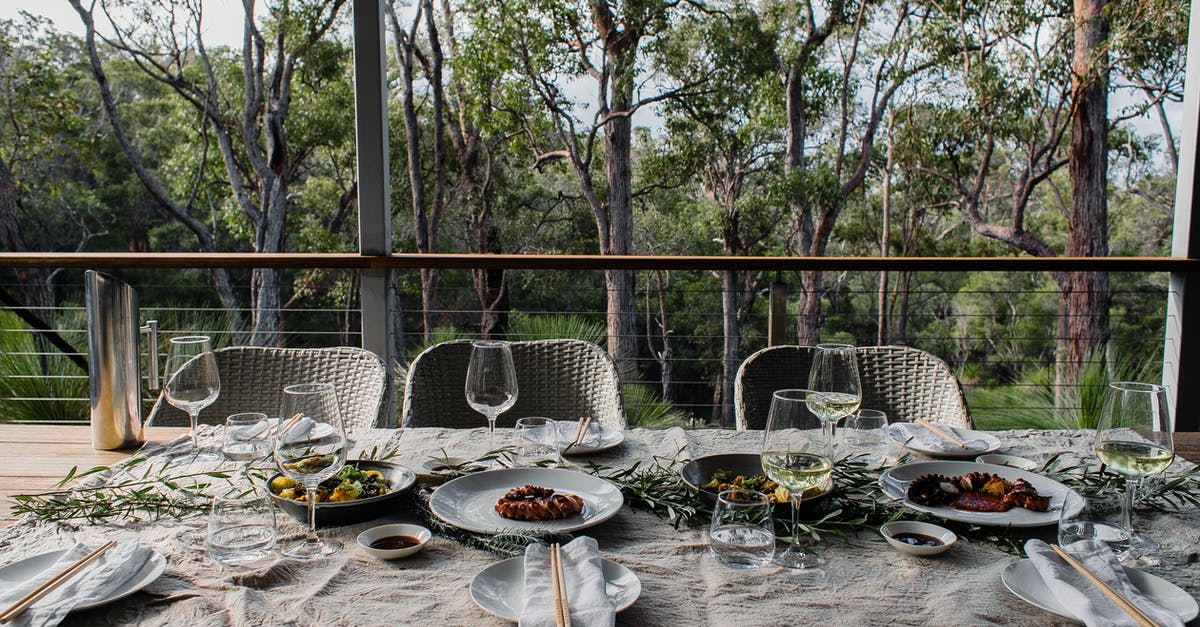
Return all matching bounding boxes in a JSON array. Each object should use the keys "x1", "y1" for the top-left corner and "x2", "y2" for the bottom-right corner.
[{"x1": 0, "y1": 252, "x2": 1197, "y2": 272}]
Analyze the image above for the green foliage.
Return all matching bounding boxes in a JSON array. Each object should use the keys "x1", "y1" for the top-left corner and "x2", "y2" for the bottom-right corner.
[
  {"x1": 507, "y1": 313, "x2": 606, "y2": 345},
  {"x1": 0, "y1": 312, "x2": 88, "y2": 423}
]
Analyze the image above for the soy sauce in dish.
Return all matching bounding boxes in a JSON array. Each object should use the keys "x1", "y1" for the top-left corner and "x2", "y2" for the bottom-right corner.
[
  {"x1": 369, "y1": 535, "x2": 422, "y2": 550},
  {"x1": 891, "y1": 532, "x2": 943, "y2": 547}
]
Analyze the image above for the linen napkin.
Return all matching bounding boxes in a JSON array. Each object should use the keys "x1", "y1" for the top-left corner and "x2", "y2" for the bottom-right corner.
[
  {"x1": 279, "y1": 416, "x2": 315, "y2": 444},
  {"x1": 0, "y1": 541, "x2": 156, "y2": 627},
  {"x1": 554, "y1": 420, "x2": 604, "y2": 449},
  {"x1": 520, "y1": 537, "x2": 615, "y2": 627},
  {"x1": 887, "y1": 422, "x2": 988, "y2": 452},
  {"x1": 1024, "y1": 539, "x2": 1184, "y2": 627}
]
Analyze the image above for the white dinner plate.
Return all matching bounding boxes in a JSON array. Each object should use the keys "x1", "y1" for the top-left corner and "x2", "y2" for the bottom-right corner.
[
  {"x1": 886, "y1": 423, "x2": 1002, "y2": 459},
  {"x1": 878, "y1": 461, "x2": 1081, "y2": 527},
  {"x1": 1002, "y1": 559, "x2": 1199, "y2": 623},
  {"x1": 429, "y1": 468, "x2": 624, "y2": 534},
  {"x1": 0, "y1": 547, "x2": 166, "y2": 612},
  {"x1": 557, "y1": 422, "x2": 624, "y2": 456},
  {"x1": 470, "y1": 556, "x2": 640, "y2": 622}
]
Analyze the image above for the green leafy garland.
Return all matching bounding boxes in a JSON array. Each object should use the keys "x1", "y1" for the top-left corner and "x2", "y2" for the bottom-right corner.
[{"x1": 11, "y1": 443, "x2": 1199, "y2": 558}]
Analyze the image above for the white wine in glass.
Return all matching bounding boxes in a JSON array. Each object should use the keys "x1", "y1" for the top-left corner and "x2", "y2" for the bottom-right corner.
[
  {"x1": 1094, "y1": 381, "x2": 1174, "y2": 557},
  {"x1": 807, "y1": 343, "x2": 862, "y2": 452},
  {"x1": 163, "y1": 335, "x2": 221, "y2": 461},
  {"x1": 274, "y1": 382, "x2": 347, "y2": 559},
  {"x1": 465, "y1": 340, "x2": 518, "y2": 456},
  {"x1": 761, "y1": 389, "x2": 832, "y2": 573}
]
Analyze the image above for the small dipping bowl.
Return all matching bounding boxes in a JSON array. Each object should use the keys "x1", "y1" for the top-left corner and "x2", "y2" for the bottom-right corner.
[
  {"x1": 975, "y1": 454, "x2": 1039, "y2": 471},
  {"x1": 357, "y1": 523, "x2": 432, "y2": 560},
  {"x1": 880, "y1": 521, "x2": 957, "y2": 557}
]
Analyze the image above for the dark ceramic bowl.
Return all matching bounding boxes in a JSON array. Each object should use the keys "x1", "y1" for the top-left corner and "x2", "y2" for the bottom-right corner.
[
  {"x1": 680, "y1": 453, "x2": 830, "y2": 510},
  {"x1": 269, "y1": 460, "x2": 416, "y2": 528}
]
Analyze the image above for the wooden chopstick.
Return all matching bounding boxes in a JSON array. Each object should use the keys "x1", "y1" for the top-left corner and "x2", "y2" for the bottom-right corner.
[
  {"x1": 571, "y1": 417, "x2": 593, "y2": 448},
  {"x1": 0, "y1": 540, "x2": 118, "y2": 624},
  {"x1": 1049, "y1": 544, "x2": 1157, "y2": 627},
  {"x1": 550, "y1": 543, "x2": 571, "y2": 627},
  {"x1": 915, "y1": 418, "x2": 969, "y2": 450}
]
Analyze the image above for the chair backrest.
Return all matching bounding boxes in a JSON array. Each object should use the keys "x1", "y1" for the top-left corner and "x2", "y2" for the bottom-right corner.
[
  {"x1": 401, "y1": 339, "x2": 626, "y2": 429},
  {"x1": 734, "y1": 345, "x2": 973, "y2": 430},
  {"x1": 147, "y1": 346, "x2": 388, "y2": 432}
]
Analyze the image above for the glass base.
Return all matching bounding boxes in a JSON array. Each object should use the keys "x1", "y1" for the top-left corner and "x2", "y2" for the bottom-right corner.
[
  {"x1": 773, "y1": 545, "x2": 824, "y2": 570},
  {"x1": 281, "y1": 537, "x2": 340, "y2": 559},
  {"x1": 1126, "y1": 532, "x2": 1161, "y2": 558}
]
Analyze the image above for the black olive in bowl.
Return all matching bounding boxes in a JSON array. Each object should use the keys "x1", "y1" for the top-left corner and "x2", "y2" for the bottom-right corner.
[{"x1": 268, "y1": 460, "x2": 416, "y2": 527}]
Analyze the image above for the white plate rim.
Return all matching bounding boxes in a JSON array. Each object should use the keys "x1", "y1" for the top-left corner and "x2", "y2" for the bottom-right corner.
[
  {"x1": 561, "y1": 424, "x2": 624, "y2": 456},
  {"x1": 1002, "y1": 558, "x2": 1199, "y2": 622},
  {"x1": 0, "y1": 547, "x2": 166, "y2": 612},
  {"x1": 878, "y1": 460, "x2": 1081, "y2": 527},
  {"x1": 429, "y1": 468, "x2": 624, "y2": 534},
  {"x1": 887, "y1": 424, "x2": 1002, "y2": 458},
  {"x1": 469, "y1": 555, "x2": 640, "y2": 622}
]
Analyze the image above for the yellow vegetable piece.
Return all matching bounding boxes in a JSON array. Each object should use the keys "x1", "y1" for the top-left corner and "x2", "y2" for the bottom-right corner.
[{"x1": 270, "y1": 476, "x2": 296, "y2": 493}]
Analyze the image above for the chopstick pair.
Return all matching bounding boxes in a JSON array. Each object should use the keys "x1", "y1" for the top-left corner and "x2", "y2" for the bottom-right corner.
[
  {"x1": 1049, "y1": 544, "x2": 1157, "y2": 627},
  {"x1": 570, "y1": 417, "x2": 593, "y2": 448},
  {"x1": 549, "y1": 543, "x2": 572, "y2": 627},
  {"x1": 915, "y1": 418, "x2": 969, "y2": 450},
  {"x1": 0, "y1": 540, "x2": 118, "y2": 624}
]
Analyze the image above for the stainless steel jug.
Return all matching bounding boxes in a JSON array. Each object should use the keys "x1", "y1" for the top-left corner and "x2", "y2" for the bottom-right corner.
[{"x1": 85, "y1": 270, "x2": 158, "y2": 450}]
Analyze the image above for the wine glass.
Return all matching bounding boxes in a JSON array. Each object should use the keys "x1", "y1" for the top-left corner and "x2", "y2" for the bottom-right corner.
[
  {"x1": 465, "y1": 340, "x2": 518, "y2": 455},
  {"x1": 807, "y1": 343, "x2": 862, "y2": 454},
  {"x1": 273, "y1": 383, "x2": 347, "y2": 559},
  {"x1": 163, "y1": 335, "x2": 221, "y2": 461},
  {"x1": 1094, "y1": 381, "x2": 1174, "y2": 556},
  {"x1": 761, "y1": 389, "x2": 834, "y2": 572}
]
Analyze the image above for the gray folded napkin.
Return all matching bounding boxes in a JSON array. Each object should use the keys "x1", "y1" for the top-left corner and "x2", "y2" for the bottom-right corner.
[
  {"x1": 553, "y1": 420, "x2": 604, "y2": 449},
  {"x1": 1025, "y1": 539, "x2": 1184, "y2": 627},
  {"x1": 888, "y1": 422, "x2": 988, "y2": 452},
  {"x1": 520, "y1": 536, "x2": 615, "y2": 627},
  {"x1": 0, "y1": 541, "x2": 155, "y2": 627}
]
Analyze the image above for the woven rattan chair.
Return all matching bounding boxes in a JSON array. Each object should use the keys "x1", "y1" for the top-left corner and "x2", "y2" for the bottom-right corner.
[
  {"x1": 734, "y1": 345, "x2": 973, "y2": 430},
  {"x1": 146, "y1": 346, "x2": 388, "y2": 432},
  {"x1": 401, "y1": 339, "x2": 626, "y2": 429}
]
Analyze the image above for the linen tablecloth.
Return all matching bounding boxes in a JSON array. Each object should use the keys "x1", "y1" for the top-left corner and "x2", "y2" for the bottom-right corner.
[{"x1": 1, "y1": 427, "x2": 1197, "y2": 626}]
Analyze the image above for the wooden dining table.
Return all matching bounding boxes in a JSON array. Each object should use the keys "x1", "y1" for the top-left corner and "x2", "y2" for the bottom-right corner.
[
  {"x1": 1, "y1": 424, "x2": 1199, "y2": 524},
  {"x1": 0, "y1": 424, "x2": 1197, "y2": 625}
]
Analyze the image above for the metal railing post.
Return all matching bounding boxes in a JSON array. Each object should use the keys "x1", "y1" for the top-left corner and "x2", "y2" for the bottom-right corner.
[
  {"x1": 353, "y1": 0, "x2": 397, "y2": 426},
  {"x1": 1164, "y1": 0, "x2": 1200, "y2": 432}
]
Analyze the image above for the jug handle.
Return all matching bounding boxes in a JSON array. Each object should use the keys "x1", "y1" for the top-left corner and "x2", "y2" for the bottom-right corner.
[{"x1": 141, "y1": 319, "x2": 159, "y2": 390}]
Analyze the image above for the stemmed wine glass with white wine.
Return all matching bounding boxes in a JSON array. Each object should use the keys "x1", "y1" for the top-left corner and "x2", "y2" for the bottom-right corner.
[
  {"x1": 465, "y1": 340, "x2": 518, "y2": 456},
  {"x1": 808, "y1": 343, "x2": 862, "y2": 454},
  {"x1": 273, "y1": 383, "x2": 347, "y2": 559},
  {"x1": 761, "y1": 389, "x2": 834, "y2": 574},
  {"x1": 1094, "y1": 381, "x2": 1174, "y2": 556},
  {"x1": 163, "y1": 335, "x2": 221, "y2": 461}
]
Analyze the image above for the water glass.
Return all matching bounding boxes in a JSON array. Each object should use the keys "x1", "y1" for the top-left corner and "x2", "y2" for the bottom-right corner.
[
  {"x1": 207, "y1": 492, "x2": 277, "y2": 566},
  {"x1": 513, "y1": 417, "x2": 559, "y2": 467},
  {"x1": 709, "y1": 489, "x2": 775, "y2": 569},
  {"x1": 1058, "y1": 490, "x2": 1132, "y2": 561},
  {"x1": 843, "y1": 409, "x2": 888, "y2": 462},
  {"x1": 222, "y1": 412, "x2": 274, "y2": 461}
]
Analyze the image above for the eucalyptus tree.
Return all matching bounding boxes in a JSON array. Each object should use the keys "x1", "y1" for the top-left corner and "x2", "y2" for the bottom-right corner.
[
  {"x1": 652, "y1": 6, "x2": 785, "y2": 424},
  {"x1": 68, "y1": 0, "x2": 351, "y2": 345},
  {"x1": 467, "y1": 0, "x2": 707, "y2": 373}
]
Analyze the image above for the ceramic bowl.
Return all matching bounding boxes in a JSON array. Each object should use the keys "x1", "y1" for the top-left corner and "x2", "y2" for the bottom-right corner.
[
  {"x1": 357, "y1": 523, "x2": 432, "y2": 560},
  {"x1": 269, "y1": 460, "x2": 416, "y2": 527},
  {"x1": 975, "y1": 454, "x2": 1039, "y2": 471},
  {"x1": 880, "y1": 520, "x2": 957, "y2": 556},
  {"x1": 679, "y1": 453, "x2": 830, "y2": 511}
]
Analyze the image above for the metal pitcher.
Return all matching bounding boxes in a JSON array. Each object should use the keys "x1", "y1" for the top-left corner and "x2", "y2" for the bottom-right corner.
[{"x1": 85, "y1": 270, "x2": 158, "y2": 450}]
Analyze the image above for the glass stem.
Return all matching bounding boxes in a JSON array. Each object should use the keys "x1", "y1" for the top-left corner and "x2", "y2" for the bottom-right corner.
[
  {"x1": 189, "y1": 411, "x2": 200, "y2": 449},
  {"x1": 1123, "y1": 477, "x2": 1137, "y2": 534},
  {"x1": 790, "y1": 495, "x2": 802, "y2": 552},
  {"x1": 488, "y1": 416, "x2": 497, "y2": 451},
  {"x1": 306, "y1": 486, "x2": 320, "y2": 543}
]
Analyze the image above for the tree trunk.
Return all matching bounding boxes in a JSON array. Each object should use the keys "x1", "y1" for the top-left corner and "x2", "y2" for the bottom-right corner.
[
  {"x1": 603, "y1": 41, "x2": 638, "y2": 376},
  {"x1": 1059, "y1": 0, "x2": 1112, "y2": 388},
  {"x1": 719, "y1": 269, "x2": 741, "y2": 427}
]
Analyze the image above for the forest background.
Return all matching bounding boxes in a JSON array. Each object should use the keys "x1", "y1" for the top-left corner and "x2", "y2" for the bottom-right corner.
[{"x1": 0, "y1": 0, "x2": 1189, "y2": 429}]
